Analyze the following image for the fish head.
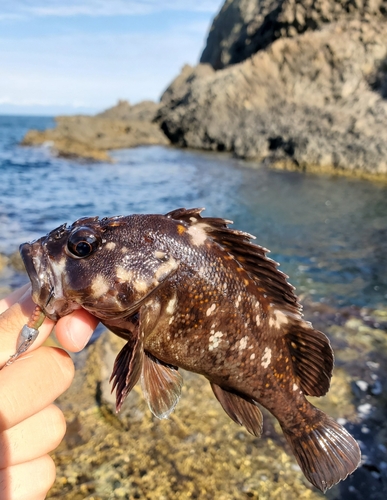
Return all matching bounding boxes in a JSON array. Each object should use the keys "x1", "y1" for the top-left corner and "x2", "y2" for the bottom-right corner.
[{"x1": 20, "y1": 215, "x2": 180, "y2": 321}]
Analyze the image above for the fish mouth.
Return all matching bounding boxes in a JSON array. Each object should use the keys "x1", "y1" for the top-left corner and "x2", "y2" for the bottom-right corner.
[
  {"x1": 19, "y1": 242, "x2": 43, "y2": 299},
  {"x1": 19, "y1": 241, "x2": 65, "y2": 321}
]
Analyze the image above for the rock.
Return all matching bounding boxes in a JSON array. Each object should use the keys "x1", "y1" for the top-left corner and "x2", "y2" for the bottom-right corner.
[
  {"x1": 97, "y1": 99, "x2": 161, "y2": 122},
  {"x1": 200, "y1": 0, "x2": 386, "y2": 70},
  {"x1": 49, "y1": 330, "x2": 324, "y2": 499},
  {"x1": 158, "y1": 1, "x2": 387, "y2": 179},
  {"x1": 22, "y1": 101, "x2": 170, "y2": 162},
  {"x1": 9, "y1": 250, "x2": 27, "y2": 272},
  {"x1": 0, "y1": 253, "x2": 9, "y2": 273},
  {"x1": 47, "y1": 302, "x2": 387, "y2": 498}
]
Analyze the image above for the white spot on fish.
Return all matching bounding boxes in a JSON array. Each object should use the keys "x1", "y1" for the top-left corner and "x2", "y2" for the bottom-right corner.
[
  {"x1": 187, "y1": 223, "x2": 208, "y2": 246},
  {"x1": 261, "y1": 347, "x2": 272, "y2": 368},
  {"x1": 209, "y1": 331, "x2": 223, "y2": 351},
  {"x1": 255, "y1": 314, "x2": 261, "y2": 326},
  {"x1": 105, "y1": 242, "x2": 116, "y2": 250},
  {"x1": 166, "y1": 295, "x2": 177, "y2": 315},
  {"x1": 133, "y1": 280, "x2": 149, "y2": 293},
  {"x1": 250, "y1": 353, "x2": 256, "y2": 360},
  {"x1": 116, "y1": 266, "x2": 134, "y2": 282},
  {"x1": 269, "y1": 309, "x2": 289, "y2": 329},
  {"x1": 91, "y1": 274, "x2": 110, "y2": 298},
  {"x1": 235, "y1": 294, "x2": 242, "y2": 307},
  {"x1": 155, "y1": 250, "x2": 167, "y2": 261},
  {"x1": 168, "y1": 316, "x2": 175, "y2": 325},
  {"x1": 120, "y1": 246, "x2": 128, "y2": 253},
  {"x1": 206, "y1": 303, "x2": 216, "y2": 316},
  {"x1": 239, "y1": 336, "x2": 248, "y2": 351},
  {"x1": 154, "y1": 256, "x2": 179, "y2": 282},
  {"x1": 293, "y1": 383, "x2": 299, "y2": 391},
  {"x1": 55, "y1": 257, "x2": 66, "y2": 273},
  {"x1": 51, "y1": 257, "x2": 66, "y2": 298}
]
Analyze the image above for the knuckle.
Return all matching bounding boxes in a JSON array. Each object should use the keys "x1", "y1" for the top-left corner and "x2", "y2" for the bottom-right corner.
[
  {"x1": 45, "y1": 404, "x2": 67, "y2": 444},
  {"x1": 46, "y1": 347, "x2": 75, "y2": 388}
]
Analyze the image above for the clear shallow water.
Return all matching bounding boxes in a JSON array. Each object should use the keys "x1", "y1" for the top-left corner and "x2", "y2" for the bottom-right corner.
[{"x1": 0, "y1": 115, "x2": 386, "y2": 309}]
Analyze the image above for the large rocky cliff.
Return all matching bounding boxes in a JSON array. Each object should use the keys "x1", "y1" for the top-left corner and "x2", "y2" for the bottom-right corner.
[{"x1": 158, "y1": 0, "x2": 387, "y2": 178}]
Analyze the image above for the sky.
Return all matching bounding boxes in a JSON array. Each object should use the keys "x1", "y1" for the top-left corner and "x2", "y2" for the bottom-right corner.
[{"x1": 0, "y1": 0, "x2": 224, "y2": 115}]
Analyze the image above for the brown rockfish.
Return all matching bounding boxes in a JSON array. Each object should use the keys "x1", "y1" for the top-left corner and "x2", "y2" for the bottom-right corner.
[{"x1": 20, "y1": 208, "x2": 360, "y2": 491}]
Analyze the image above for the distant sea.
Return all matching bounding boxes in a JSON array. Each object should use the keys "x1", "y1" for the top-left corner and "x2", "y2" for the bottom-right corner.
[{"x1": 0, "y1": 115, "x2": 386, "y2": 309}]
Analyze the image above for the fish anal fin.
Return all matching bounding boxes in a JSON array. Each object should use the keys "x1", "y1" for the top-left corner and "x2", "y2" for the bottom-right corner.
[
  {"x1": 282, "y1": 407, "x2": 361, "y2": 492},
  {"x1": 141, "y1": 352, "x2": 183, "y2": 419},
  {"x1": 286, "y1": 322, "x2": 333, "y2": 397},
  {"x1": 109, "y1": 326, "x2": 144, "y2": 413},
  {"x1": 211, "y1": 383, "x2": 263, "y2": 438},
  {"x1": 166, "y1": 208, "x2": 301, "y2": 316}
]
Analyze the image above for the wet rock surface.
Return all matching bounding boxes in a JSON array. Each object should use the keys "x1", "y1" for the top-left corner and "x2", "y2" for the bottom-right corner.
[
  {"x1": 158, "y1": 0, "x2": 387, "y2": 179},
  {"x1": 45, "y1": 301, "x2": 387, "y2": 499},
  {"x1": 21, "y1": 100, "x2": 169, "y2": 162},
  {"x1": 0, "y1": 252, "x2": 27, "y2": 298}
]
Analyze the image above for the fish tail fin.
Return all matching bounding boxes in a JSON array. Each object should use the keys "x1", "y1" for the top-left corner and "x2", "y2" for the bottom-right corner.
[{"x1": 281, "y1": 407, "x2": 361, "y2": 492}]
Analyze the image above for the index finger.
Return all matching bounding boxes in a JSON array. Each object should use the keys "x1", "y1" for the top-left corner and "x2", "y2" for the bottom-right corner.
[
  {"x1": 0, "y1": 284, "x2": 30, "y2": 315},
  {"x1": 0, "y1": 287, "x2": 55, "y2": 367},
  {"x1": 0, "y1": 286, "x2": 99, "y2": 362}
]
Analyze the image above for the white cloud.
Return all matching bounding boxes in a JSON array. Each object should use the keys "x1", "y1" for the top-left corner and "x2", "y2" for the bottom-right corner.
[{"x1": 2, "y1": 0, "x2": 224, "y2": 17}]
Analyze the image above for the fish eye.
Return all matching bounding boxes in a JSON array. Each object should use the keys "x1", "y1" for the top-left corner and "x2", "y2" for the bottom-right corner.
[{"x1": 67, "y1": 227, "x2": 101, "y2": 259}]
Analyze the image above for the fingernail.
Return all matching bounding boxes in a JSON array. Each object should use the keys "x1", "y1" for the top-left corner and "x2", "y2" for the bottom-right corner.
[{"x1": 68, "y1": 316, "x2": 94, "y2": 351}]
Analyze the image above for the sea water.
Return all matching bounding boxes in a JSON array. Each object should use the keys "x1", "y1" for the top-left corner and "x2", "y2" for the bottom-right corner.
[{"x1": 0, "y1": 115, "x2": 386, "y2": 309}]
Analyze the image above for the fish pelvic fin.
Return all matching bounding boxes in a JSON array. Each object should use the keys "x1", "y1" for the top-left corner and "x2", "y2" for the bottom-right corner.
[
  {"x1": 141, "y1": 352, "x2": 183, "y2": 419},
  {"x1": 109, "y1": 328, "x2": 144, "y2": 413},
  {"x1": 211, "y1": 383, "x2": 263, "y2": 438},
  {"x1": 281, "y1": 407, "x2": 361, "y2": 492},
  {"x1": 286, "y1": 321, "x2": 333, "y2": 397}
]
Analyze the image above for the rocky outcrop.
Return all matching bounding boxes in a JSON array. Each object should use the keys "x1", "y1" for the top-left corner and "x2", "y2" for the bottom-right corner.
[
  {"x1": 46, "y1": 302, "x2": 387, "y2": 499},
  {"x1": 22, "y1": 100, "x2": 169, "y2": 162},
  {"x1": 97, "y1": 99, "x2": 161, "y2": 122},
  {"x1": 200, "y1": 0, "x2": 387, "y2": 69},
  {"x1": 158, "y1": 0, "x2": 387, "y2": 179}
]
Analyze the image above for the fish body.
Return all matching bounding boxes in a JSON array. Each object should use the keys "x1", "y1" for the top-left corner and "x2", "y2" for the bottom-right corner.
[{"x1": 20, "y1": 208, "x2": 361, "y2": 491}]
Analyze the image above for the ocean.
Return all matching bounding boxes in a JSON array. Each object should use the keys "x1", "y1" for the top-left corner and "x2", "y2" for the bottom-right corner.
[{"x1": 0, "y1": 114, "x2": 386, "y2": 309}]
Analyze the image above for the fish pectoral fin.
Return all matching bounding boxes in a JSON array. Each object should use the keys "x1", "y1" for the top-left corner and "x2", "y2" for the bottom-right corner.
[
  {"x1": 109, "y1": 330, "x2": 144, "y2": 413},
  {"x1": 141, "y1": 352, "x2": 183, "y2": 418},
  {"x1": 141, "y1": 352, "x2": 183, "y2": 419},
  {"x1": 210, "y1": 383, "x2": 263, "y2": 438},
  {"x1": 286, "y1": 321, "x2": 333, "y2": 397}
]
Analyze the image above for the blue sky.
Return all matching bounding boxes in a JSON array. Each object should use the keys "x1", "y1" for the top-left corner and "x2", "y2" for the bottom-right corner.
[{"x1": 0, "y1": 0, "x2": 223, "y2": 115}]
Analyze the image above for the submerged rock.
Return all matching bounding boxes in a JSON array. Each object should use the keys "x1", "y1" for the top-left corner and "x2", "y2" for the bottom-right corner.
[
  {"x1": 158, "y1": 0, "x2": 387, "y2": 179},
  {"x1": 47, "y1": 302, "x2": 387, "y2": 499},
  {"x1": 22, "y1": 101, "x2": 169, "y2": 162}
]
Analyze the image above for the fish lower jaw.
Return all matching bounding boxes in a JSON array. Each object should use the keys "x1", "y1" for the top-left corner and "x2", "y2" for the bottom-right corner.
[{"x1": 43, "y1": 298, "x2": 82, "y2": 321}]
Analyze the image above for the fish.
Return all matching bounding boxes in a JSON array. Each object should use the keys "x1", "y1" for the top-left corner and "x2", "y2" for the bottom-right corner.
[{"x1": 19, "y1": 207, "x2": 361, "y2": 492}]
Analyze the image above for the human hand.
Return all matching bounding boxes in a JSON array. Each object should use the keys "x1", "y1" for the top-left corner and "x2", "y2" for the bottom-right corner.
[{"x1": 0, "y1": 285, "x2": 98, "y2": 500}]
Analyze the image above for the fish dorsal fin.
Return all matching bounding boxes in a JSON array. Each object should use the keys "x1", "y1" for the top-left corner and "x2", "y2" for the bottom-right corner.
[
  {"x1": 210, "y1": 382, "x2": 263, "y2": 438},
  {"x1": 166, "y1": 208, "x2": 301, "y2": 316},
  {"x1": 141, "y1": 352, "x2": 183, "y2": 419},
  {"x1": 286, "y1": 321, "x2": 333, "y2": 397},
  {"x1": 109, "y1": 326, "x2": 144, "y2": 412}
]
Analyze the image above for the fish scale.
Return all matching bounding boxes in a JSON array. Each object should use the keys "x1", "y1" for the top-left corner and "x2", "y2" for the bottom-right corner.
[{"x1": 19, "y1": 207, "x2": 361, "y2": 492}]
